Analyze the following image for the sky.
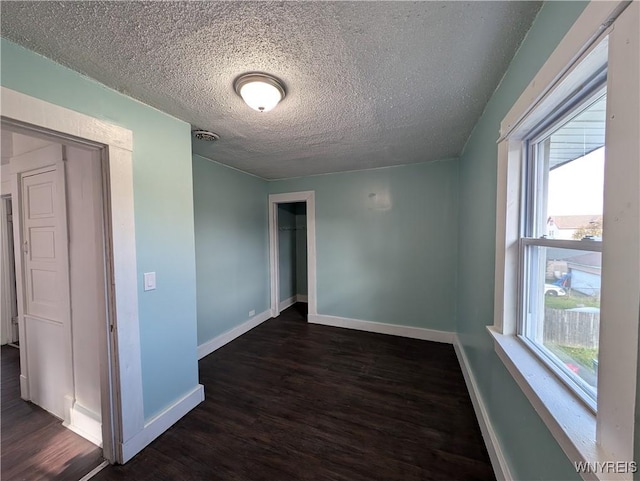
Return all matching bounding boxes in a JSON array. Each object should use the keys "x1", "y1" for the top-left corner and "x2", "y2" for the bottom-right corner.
[{"x1": 547, "y1": 147, "x2": 604, "y2": 216}]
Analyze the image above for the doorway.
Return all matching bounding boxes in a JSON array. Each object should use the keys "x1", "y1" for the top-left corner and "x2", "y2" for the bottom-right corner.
[
  {"x1": 0, "y1": 128, "x2": 109, "y2": 478},
  {"x1": 1, "y1": 197, "x2": 19, "y2": 346},
  {"x1": 277, "y1": 202, "x2": 308, "y2": 313},
  {"x1": 268, "y1": 191, "x2": 317, "y2": 318},
  {"x1": 2, "y1": 85, "x2": 145, "y2": 465}
]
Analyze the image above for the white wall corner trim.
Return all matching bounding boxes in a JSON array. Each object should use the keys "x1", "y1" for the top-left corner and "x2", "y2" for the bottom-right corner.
[
  {"x1": 278, "y1": 296, "x2": 297, "y2": 312},
  {"x1": 453, "y1": 336, "x2": 512, "y2": 481},
  {"x1": 197, "y1": 310, "x2": 271, "y2": 360},
  {"x1": 120, "y1": 384, "x2": 204, "y2": 463},
  {"x1": 296, "y1": 295, "x2": 308, "y2": 303},
  {"x1": 308, "y1": 314, "x2": 454, "y2": 344}
]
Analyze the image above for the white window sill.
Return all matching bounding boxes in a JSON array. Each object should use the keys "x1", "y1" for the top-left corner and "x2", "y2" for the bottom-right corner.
[{"x1": 487, "y1": 326, "x2": 630, "y2": 481}]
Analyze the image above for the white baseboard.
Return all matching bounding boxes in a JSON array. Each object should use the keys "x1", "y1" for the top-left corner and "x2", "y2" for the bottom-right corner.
[
  {"x1": 197, "y1": 309, "x2": 271, "y2": 360},
  {"x1": 453, "y1": 336, "x2": 512, "y2": 481},
  {"x1": 65, "y1": 402, "x2": 102, "y2": 447},
  {"x1": 20, "y1": 374, "x2": 28, "y2": 398},
  {"x1": 121, "y1": 384, "x2": 204, "y2": 463},
  {"x1": 278, "y1": 296, "x2": 297, "y2": 311},
  {"x1": 279, "y1": 295, "x2": 308, "y2": 311},
  {"x1": 308, "y1": 314, "x2": 454, "y2": 344},
  {"x1": 63, "y1": 394, "x2": 74, "y2": 426}
]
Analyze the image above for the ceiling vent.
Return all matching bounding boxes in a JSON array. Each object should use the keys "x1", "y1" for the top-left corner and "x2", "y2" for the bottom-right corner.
[{"x1": 192, "y1": 130, "x2": 220, "y2": 141}]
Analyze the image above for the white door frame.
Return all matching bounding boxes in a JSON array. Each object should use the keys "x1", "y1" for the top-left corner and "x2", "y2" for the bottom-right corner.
[
  {"x1": 0, "y1": 196, "x2": 18, "y2": 345},
  {"x1": 268, "y1": 191, "x2": 317, "y2": 318},
  {"x1": 1, "y1": 86, "x2": 144, "y2": 464}
]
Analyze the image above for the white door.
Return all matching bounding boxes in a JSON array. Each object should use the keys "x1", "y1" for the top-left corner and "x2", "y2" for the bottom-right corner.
[{"x1": 21, "y1": 166, "x2": 73, "y2": 419}]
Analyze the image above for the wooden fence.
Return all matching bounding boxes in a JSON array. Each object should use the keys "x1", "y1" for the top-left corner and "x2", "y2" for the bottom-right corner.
[{"x1": 543, "y1": 308, "x2": 599, "y2": 349}]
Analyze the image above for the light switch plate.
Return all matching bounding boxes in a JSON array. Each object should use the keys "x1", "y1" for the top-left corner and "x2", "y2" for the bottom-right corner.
[{"x1": 144, "y1": 272, "x2": 156, "y2": 291}]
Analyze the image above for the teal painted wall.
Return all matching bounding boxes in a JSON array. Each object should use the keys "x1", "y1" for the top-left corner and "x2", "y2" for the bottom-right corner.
[
  {"x1": 296, "y1": 205, "x2": 308, "y2": 296},
  {"x1": 456, "y1": 2, "x2": 589, "y2": 480},
  {"x1": 269, "y1": 160, "x2": 458, "y2": 331},
  {"x1": 1, "y1": 38, "x2": 199, "y2": 420},
  {"x1": 278, "y1": 204, "x2": 297, "y2": 302},
  {"x1": 192, "y1": 155, "x2": 269, "y2": 343}
]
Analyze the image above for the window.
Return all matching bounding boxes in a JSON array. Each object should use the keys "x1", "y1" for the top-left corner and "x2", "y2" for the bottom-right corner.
[
  {"x1": 519, "y1": 89, "x2": 606, "y2": 410},
  {"x1": 489, "y1": 1, "x2": 638, "y2": 477}
]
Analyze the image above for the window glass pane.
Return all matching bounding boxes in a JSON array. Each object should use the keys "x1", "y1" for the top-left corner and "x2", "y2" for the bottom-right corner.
[
  {"x1": 533, "y1": 93, "x2": 606, "y2": 240},
  {"x1": 524, "y1": 246, "x2": 601, "y2": 399}
]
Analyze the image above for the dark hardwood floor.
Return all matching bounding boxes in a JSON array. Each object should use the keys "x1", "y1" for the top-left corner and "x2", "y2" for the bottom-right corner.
[
  {"x1": 93, "y1": 304, "x2": 495, "y2": 481},
  {"x1": 1, "y1": 345, "x2": 104, "y2": 481}
]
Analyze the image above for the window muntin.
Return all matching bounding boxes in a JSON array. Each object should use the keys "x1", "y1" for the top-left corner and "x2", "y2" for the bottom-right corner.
[{"x1": 520, "y1": 89, "x2": 606, "y2": 409}]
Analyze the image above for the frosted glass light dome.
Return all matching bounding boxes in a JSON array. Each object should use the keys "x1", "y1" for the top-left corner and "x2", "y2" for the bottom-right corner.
[{"x1": 234, "y1": 73, "x2": 286, "y2": 113}]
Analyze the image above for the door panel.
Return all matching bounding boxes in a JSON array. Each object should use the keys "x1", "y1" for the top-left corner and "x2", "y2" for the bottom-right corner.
[
  {"x1": 30, "y1": 269, "x2": 58, "y2": 305},
  {"x1": 30, "y1": 227, "x2": 56, "y2": 260},
  {"x1": 24, "y1": 316, "x2": 66, "y2": 417},
  {"x1": 25, "y1": 182, "x2": 55, "y2": 218}
]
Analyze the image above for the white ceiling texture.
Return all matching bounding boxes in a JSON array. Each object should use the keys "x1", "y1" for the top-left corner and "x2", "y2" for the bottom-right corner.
[{"x1": 1, "y1": 1, "x2": 542, "y2": 180}]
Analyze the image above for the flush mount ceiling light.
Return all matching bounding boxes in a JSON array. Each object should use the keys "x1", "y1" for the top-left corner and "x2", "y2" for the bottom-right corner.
[{"x1": 234, "y1": 73, "x2": 286, "y2": 113}]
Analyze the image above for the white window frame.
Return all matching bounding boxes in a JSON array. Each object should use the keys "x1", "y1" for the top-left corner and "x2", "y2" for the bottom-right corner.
[
  {"x1": 518, "y1": 86, "x2": 607, "y2": 411},
  {"x1": 489, "y1": 2, "x2": 638, "y2": 479}
]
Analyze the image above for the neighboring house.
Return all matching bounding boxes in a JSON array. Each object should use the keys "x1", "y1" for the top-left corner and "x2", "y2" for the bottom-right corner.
[
  {"x1": 546, "y1": 214, "x2": 602, "y2": 239},
  {"x1": 567, "y1": 252, "x2": 602, "y2": 297},
  {"x1": 546, "y1": 250, "x2": 601, "y2": 297}
]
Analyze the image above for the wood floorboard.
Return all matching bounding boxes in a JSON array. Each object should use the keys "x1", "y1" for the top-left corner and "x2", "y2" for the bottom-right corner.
[
  {"x1": 1, "y1": 345, "x2": 104, "y2": 481},
  {"x1": 93, "y1": 304, "x2": 494, "y2": 481}
]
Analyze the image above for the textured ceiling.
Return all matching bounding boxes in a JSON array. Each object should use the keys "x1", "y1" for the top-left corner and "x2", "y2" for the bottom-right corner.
[{"x1": 1, "y1": 1, "x2": 541, "y2": 179}]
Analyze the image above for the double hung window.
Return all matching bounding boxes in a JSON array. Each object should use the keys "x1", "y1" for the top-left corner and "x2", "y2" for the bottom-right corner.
[
  {"x1": 519, "y1": 86, "x2": 606, "y2": 410},
  {"x1": 491, "y1": 2, "x2": 639, "y2": 473}
]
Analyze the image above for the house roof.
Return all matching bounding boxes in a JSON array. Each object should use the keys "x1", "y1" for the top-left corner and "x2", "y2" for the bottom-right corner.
[
  {"x1": 0, "y1": 1, "x2": 542, "y2": 180},
  {"x1": 548, "y1": 215, "x2": 602, "y2": 230},
  {"x1": 567, "y1": 252, "x2": 602, "y2": 269},
  {"x1": 547, "y1": 250, "x2": 602, "y2": 268}
]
